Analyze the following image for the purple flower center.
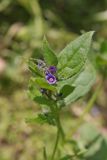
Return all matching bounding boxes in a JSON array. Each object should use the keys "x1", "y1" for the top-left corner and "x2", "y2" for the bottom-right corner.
[
  {"x1": 49, "y1": 66, "x2": 57, "y2": 74},
  {"x1": 46, "y1": 73, "x2": 57, "y2": 84}
]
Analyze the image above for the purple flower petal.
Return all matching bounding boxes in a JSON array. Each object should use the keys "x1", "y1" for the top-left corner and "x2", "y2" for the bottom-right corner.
[
  {"x1": 49, "y1": 66, "x2": 57, "y2": 74},
  {"x1": 46, "y1": 73, "x2": 57, "y2": 84},
  {"x1": 45, "y1": 70, "x2": 50, "y2": 75}
]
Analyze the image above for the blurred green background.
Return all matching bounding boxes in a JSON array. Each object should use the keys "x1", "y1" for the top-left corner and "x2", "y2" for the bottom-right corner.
[{"x1": 0, "y1": 0, "x2": 107, "y2": 160}]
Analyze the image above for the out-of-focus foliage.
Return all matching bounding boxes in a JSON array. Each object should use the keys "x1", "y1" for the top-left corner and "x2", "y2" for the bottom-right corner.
[
  {"x1": 79, "y1": 123, "x2": 107, "y2": 160},
  {"x1": 95, "y1": 39, "x2": 107, "y2": 78},
  {"x1": 40, "y1": 0, "x2": 107, "y2": 33},
  {"x1": 0, "y1": 0, "x2": 107, "y2": 159}
]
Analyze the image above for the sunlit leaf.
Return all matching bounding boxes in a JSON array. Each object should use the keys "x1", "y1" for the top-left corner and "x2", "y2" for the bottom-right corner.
[
  {"x1": 35, "y1": 77, "x2": 57, "y2": 91},
  {"x1": 43, "y1": 36, "x2": 58, "y2": 66},
  {"x1": 28, "y1": 59, "x2": 43, "y2": 77},
  {"x1": 64, "y1": 62, "x2": 96, "y2": 105},
  {"x1": 58, "y1": 31, "x2": 94, "y2": 79}
]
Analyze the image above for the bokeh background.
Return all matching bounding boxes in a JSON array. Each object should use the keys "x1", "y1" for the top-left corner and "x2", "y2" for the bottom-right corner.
[{"x1": 0, "y1": 0, "x2": 107, "y2": 160}]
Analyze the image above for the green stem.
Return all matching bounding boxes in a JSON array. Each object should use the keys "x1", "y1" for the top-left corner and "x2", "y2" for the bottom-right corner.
[
  {"x1": 68, "y1": 82, "x2": 102, "y2": 137},
  {"x1": 51, "y1": 128, "x2": 60, "y2": 160},
  {"x1": 57, "y1": 115, "x2": 65, "y2": 141},
  {"x1": 50, "y1": 105, "x2": 65, "y2": 160},
  {"x1": 43, "y1": 147, "x2": 48, "y2": 160},
  {"x1": 50, "y1": 104, "x2": 65, "y2": 139}
]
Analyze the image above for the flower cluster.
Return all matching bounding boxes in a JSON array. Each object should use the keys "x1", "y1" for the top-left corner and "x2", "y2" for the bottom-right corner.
[
  {"x1": 45, "y1": 66, "x2": 57, "y2": 84},
  {"x1": 38, "y1": 60, "x2": 57, "y2": 85}
]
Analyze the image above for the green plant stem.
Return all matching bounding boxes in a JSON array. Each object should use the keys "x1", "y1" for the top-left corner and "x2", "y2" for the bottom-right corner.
[
  {"x1": 43, "y1": 147, "x2": 48, "y2": 160},
  {"x1": 56, "y1": 115, "x2": 65, "y2": 140},
  {"x1": 50, "y1": 104, "x2": 65, "y2": 139},
  {"x1": 50, "y1": 105, "x2": 65, "y2": 160},
  {"x1": 51, "y1": 128, "x2": 60, "y2": 160},
  {"x1": 68, "y1": 82, "x2": 102, "y2": 137}
]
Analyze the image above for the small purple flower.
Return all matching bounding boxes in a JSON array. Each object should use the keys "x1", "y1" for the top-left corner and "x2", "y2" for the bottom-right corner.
[
  {"x1": 46, "y1": 73, "x2": 57, "y2": 84},
  {"x1": 37, "y1": 62, "x2": 42, "y2": 68},
  {"x1": 49, "y1": 66, "x2": 57, "y2": 74},
  {"x1": 45, "y1": 70, "x2": 50, "y2": 75},
  {"x1": 37, "y1": 60, "x2": 46, "y2": 69}
]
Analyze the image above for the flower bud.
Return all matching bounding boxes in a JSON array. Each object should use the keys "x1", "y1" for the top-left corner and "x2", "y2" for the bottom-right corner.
[{"x1": 49, "y1": 66, "x2": 57, "y2": 74}]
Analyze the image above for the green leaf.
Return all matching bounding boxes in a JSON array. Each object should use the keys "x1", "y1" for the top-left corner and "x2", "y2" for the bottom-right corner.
[
  {"x1": 66, "y1": 139, "x2": 86, "y2": 158},
  {"x1": 63, "y1": 62, "x2": 96, "y2": 105},
  {"x1": 28, "y1": 59, "x2": 43, "y2": 77},
  {"x1": 25, "y1": 114, "x2": 46, "y2": 124},
  {"x1": 86, "y1": 138, "x2": 107, "y2": 160},
  {"x1": 96, "y1": 54, "x2": 107, "y2": 66},
  {"x1": 43, "y1": 36, "x2": 58, "y2": 66},
  {"x1": 35, "y1": 77, "x2": 57, "y2": 91},
  {"x1": 58, "y1": 31, "x2": 94, "y2": 79},
  {"x1": 79, "y1": 123, "x2": 107, "y2": 160},
  {"x1": 60, "y1": 85, "x2": 75, "y2": 98},
  {"x1": 28, "y1": 78, "x2": 42, "y2": 100},
  {"x1": 60, "y1": 155, "x2": 73, "y2": 160},
  {"x1": 28, "y1": 77, "x2": 55, "y2": 105},
  {"x1": 26, "y1": 112, "x2": 56, "y2": 126},
  {"x1": 100, "y1": 40, "x2": 107, "y2": 53},
  {"x1": 34, "y1": 96, "x2": 53, "y2": 106},
  {"x1": 57, "y1": 73, "x2": 79, "y2": 92},
  {"x1": 39, "y1": 112, "x2": 56, "y2": 125},
  {"x1": 96, "y1": 53, "x2": 107, "y2": 77}
]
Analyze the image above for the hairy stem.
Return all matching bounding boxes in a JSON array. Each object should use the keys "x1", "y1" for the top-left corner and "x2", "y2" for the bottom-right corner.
[
  {"x1": 51, "y1": 128, "x2": 60, "y2": 160},
  {"x1": 56, "y1": 115, "x2": 65, "y2": 140},
  {"x1": 50, "y1": 106, "x2": 65, "y2": 160}
]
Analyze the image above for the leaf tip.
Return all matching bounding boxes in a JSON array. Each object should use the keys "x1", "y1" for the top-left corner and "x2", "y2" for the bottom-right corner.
[
  {"x1": 43, "y1": 35, "x2": 48, "y2": 44},
  {"x1": 86, "y1": 30, "x2": 95, "y2": 38}
]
